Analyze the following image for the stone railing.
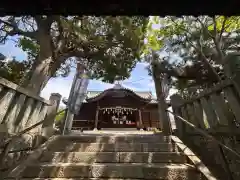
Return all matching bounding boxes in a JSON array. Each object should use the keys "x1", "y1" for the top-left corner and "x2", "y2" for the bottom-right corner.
[
  {"x1": 170, "y1": 79, "x2": 240, "y2": 180},
  {"x1": 0, "y1": 77, "x2": 61, "y2": 171}
]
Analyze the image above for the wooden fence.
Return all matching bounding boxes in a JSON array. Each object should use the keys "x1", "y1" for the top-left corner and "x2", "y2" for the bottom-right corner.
[{"x1": 170, "y1": 79, "x2": 240, "y2": 180}]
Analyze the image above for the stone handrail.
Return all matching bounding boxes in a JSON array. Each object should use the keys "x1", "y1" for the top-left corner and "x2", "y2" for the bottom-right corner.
[
  {"x1": 167, "y1": 109, "x2": 240, "y2": 159},
  {"x1": 0, "y1": 77, "x2": 61, "y2": 170},
  {"x1": 171, "y1": 136, "x2": 217, "y2": 180},
  {"x1": 170, "y1": 79, "x2": 240, "y2": 135},
  {"x1": 169, "y1": 78, "x2": 240, "y2": 180},
  {"x1": 0, "y1": 77, "x2": 61, "y2": 134},
  {"x1": 0, "y1": 77, "x2": 51, "y2": 105}
]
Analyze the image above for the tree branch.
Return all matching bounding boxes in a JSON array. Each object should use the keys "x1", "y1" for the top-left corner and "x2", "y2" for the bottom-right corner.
[
  {"x1": 212, "y1": 16, "x2": 225, "y2": 64},
  {"x1": 167, "y1": 20, "x2": 214, "y2": 72},
  {"x1": 213, "y1": 16, "x2": 217, "y2": 36},
  {"x1": 0, "y1": 18, "x2": 37, "y2": 39},
  {"x1": 183, "y1": 31, "x2": 221, "y2": 81},
  {"x1": 219, "y1": 16, "x2": 228, "y2": 39},
  {"x1": 196, "y1": 17, "x2": 214, "y2": 38},
  {"x1": 151, "y1": 60, "x2": 218, "y2": 85},
  {"x1": 53, "y1": 16, "x2": 66, "y2": 54}
]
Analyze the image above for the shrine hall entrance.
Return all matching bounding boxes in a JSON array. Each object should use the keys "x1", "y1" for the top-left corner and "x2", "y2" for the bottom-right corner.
[{"x1": 98, "y1": 106, "x2": 139, "y2": 129}]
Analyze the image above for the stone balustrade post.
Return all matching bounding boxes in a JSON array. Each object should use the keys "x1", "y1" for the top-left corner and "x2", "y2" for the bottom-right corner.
[
  {"x1": 42, "y1": 93, "x2": 62, "y2": 138},
  {"x1": 170, "y1": 94, "x2": 185, "y2": 137}
]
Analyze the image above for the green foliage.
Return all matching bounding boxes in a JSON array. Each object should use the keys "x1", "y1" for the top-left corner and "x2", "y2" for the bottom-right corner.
[
  {"x1": 0, "y1": 57, "x2": 32, "y2": 84},
  {"x1": 55, "y1": 109, "x2": 66, "y2": 128},
  {"x1": 208, "y1": 16, "x2": 240, "y2": 32},
  {"x1": 142, "y1": 16, "x2": 164, "y2": 55},
  {"x1": 62, "y1": 16, "x2": 149, "y2": 83},
  {"x1": 18, "y1": 37, "x2": 39, "y2": 57},
  {"x1": 142, "y1": 16, "x2": 240, "y2": 96},
  {"x1": 0, "y1": 16, "x2": 149, "y2": 88},
  {"x1": 55, "y1": 110, "x2": 65, "y2": 122}
]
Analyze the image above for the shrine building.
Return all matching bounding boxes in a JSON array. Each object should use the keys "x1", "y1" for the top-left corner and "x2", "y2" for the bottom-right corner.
[{"x1": 64, "y1": 83, "x2": 167, "y2": 131}]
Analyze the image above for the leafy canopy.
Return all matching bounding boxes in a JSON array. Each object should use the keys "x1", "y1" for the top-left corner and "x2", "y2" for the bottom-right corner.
[
  {"x1": 142, "y1": 16, "x2": 240, "y2": 97},
  {"x1": 0, "y1": 16, "x2": 149, "y2": 86}
]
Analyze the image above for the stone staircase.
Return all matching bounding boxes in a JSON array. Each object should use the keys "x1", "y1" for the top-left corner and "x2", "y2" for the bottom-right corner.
[{"x1": 5, "y1": 132, "x2": 212, "y2": 179}]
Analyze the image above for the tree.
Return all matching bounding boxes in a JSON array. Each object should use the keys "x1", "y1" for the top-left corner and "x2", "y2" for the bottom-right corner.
[
  {"x1": 157, "y1": 16, "x2": 240, "y2": 90},
  {"x1": 141, "y1": 17, "x2": 172, "y2": 134},
  {"x1": 0, "y1": 16, "x2": 148, "y2": 95},
  {"x1": 142, "y1": 16, "x2": 240, "y2": 97}
]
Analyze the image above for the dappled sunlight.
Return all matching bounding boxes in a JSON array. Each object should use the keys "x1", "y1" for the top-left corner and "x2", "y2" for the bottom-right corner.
[{"x1": 6, "y1": 131, "x2": 217, "y2": 179}]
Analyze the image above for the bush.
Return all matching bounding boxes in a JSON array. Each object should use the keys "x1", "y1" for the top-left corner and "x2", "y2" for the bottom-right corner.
[{"x1": 55, "y1": 110, "x2": 66, "y2": 128}]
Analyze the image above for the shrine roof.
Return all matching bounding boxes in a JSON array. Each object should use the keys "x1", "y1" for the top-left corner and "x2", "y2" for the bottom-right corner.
[
  {"x1": 87, "y1": 90, "x2": 152, "y2": 100},
  {"x1": 62, "y1": 83, "x2": 160, "y2": 105},
  {"x1": 85, "y1": 83, "x2": 154, "y2": 103}
]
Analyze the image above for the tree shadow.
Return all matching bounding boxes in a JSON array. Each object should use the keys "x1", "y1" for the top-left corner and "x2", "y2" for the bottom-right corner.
[{"x1": 5, "y1": 132, "x2": 207, "y2": 179}]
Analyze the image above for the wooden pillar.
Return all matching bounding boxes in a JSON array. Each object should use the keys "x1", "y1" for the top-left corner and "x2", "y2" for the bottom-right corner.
[
  {"x1": 138, "y1": 109, "x2": 143, "y2": 130},
  {"x1": 148, "y1": 111, "x2": 152, "y2": 129},
  {"x1": 94, "y1": 106, "x2": 99, "y2": 130}
]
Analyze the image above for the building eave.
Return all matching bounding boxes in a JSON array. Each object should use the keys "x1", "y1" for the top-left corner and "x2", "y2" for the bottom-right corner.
[{"x1": 86, "y1": 88, "x2": 152, "y2": 103}]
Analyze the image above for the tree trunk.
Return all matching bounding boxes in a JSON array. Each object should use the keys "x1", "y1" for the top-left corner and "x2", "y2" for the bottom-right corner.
[
  {"x1": 26, "y1": 30, "x2": 53, "y2": 95},
  {"x1": 152, "y1": 63, "x2": 171, "y2": 135},
  {"x1": 26, "y1": 57, "x2": 52, "y2": 95},
  {"x1": 21, "y1": 55, "x2": 41, "y2": 87}
]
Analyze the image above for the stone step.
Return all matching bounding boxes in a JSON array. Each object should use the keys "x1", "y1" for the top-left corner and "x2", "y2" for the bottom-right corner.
[
  {"x1": 4, "y1": 179, "x2": 169, "y2": 180},
  {"x1": 39, "y1": 152, "x2": 187, "y2": 163},
  {"x1": 92, "y1": 128, "x2": 139, "y2": 131},
  {"x1": 57, "y1": 134, "x2": 171, "y2": 143},
  {"x1": 4, "y1": 178, "x2": 191, "y2": 180},
  {"x1": 19, "y1": 163, "x2": 200, "y2": 179},
  {"x1": 47, "y1": 143, "x2": 177, "y2": 152}
]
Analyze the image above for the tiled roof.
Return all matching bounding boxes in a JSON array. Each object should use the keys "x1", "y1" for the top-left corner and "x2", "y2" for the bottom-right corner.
[
  {"x1": 86, "y1": 90, "x2": 152, "y2": 100},
  {"x1": 62, "y1": 81, "x2": 171, "y2": 105},
  {"x1": 62, "y1": 84, "x2": 156, "y2": 105}
]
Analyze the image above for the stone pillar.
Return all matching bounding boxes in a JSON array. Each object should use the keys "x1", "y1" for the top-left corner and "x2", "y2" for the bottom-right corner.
[
  {"x1": 0, "y1": 123, "x2": 8, "y2": 147},
  {"x1": 42, "y1": 93, "x2": 61, "y2": 138},
  {"x1": 170, "y1": 94, "x2": 185, "y2": 137},
  {"x1": 63, "y1": 109, "x2": 74, "y2": 134}
]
